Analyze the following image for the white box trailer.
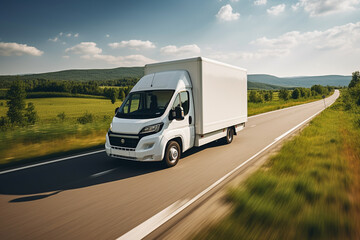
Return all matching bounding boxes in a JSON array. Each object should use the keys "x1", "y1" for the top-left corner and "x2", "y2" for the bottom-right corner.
[{"x1": 105, "y1": 57, "x2": 247, "y2": 167}]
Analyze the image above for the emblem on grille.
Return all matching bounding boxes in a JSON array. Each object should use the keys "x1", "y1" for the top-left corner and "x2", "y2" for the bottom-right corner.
[{"x1": 121, "y1": 139, "x2": 125, "y2": 144}]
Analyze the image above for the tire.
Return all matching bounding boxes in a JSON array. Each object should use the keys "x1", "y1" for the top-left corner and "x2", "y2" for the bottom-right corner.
[
  {"x1": 163, "y1": 141, "x2": 181, "y2": 168},
  {"x1": 224, "y1": 127, "x2": 234, "y2": 144}
]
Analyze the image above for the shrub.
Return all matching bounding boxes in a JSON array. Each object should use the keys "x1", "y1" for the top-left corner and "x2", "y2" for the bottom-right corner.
[
  {"x1": 24, "y1": 102, "x2": 38, "y2": 125},
  {"x1": 77, "y1": 112, "x2": 94, "y2": 124},
  {"x1": 57, "y1": 112, "x2": 66, "y2": 121}
]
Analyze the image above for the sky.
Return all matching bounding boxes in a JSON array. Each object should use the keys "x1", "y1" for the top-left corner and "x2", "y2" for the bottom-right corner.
[{"x1": 0, "y1": 0, "x2": 359, "y2": 77}]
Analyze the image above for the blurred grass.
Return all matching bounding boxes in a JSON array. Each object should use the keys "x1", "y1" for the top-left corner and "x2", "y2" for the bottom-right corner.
[{"x1": 194, "y1": 93, "x2": 360, "y2": 239}]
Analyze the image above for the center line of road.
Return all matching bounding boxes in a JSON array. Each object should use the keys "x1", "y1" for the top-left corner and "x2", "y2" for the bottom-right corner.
[
  {"x1": 91, "y1": 169, "x2": 116, "y2": 178},
  {"x1": 117, "y1": 93, "x2": 338, "y2": 240}
]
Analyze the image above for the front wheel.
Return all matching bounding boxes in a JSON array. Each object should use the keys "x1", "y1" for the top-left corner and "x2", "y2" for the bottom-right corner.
[
  {"x1": 163, "y1": 141, "x2": 181, "y2": 168},
  {"x1": 224, "y1": 127, "x2": 234, "y2": 144}
]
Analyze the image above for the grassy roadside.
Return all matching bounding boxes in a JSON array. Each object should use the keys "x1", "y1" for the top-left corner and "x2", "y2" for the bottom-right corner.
[
  {"x1": 248, "y1": 94, "x2": 329, "y2": 116},
  {"x1": 194, "y1": 92, "x2": 360, "y2": 239}
]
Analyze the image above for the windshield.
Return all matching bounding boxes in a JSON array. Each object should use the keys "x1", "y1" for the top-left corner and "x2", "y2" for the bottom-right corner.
[{"x1": 116, "y1": 90, "x2": 175, "y2": 119}]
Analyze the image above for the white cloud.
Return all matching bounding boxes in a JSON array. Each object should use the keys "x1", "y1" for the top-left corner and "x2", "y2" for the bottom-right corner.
[
  {"x1": 66, "y1": 33, "x2": 72, "y2": 37},
  {"x1": 208, "y1": 21, "x2": 360, "y2": 64},
  {"x1": 230, "y1": 0, "x2": 240, "y2": 2},
  {"x1": 216, "y1": 4, "x2": 240, "y2": 21},
  {"x1": 66, "y1": 42, "x2": 155, "y2": 66},
  {"x1": 62, "y1": 55, "x2": 69, "y2": 59},
  {"x1": 74, "y1": 33, "x2": 79, "y2": 37},
  {"x1": 106, "y1": 34, "x2": 110, "y2": 38},
  {"x1": 59, "y1": 32, "x2": 63, "y2": 36},
  {"x1": 254, "y1": 0, "x2": 267, "y2": 6},
  {"x1": 48, "y1": 37, "x2": 59, "y2": 42},
  {"x1": 108, "y1": 40, "x2": 156, "y2": 50},
  {"x1": 267, "y1": 4, "x2": 286, "y2": 15},
  {"x1": 160, "y1": 44, "x2": 201, "y2": 56},
  {"x1": 292, "y1": 0, "x2": 359, "y2": 16},
  {"x1": 251, "y1": 21, "x2": 360, "y2": 54},
  {"x1": 65, "y1": 42, "x2": 102, "y2": 55},
  {"x1": 0, "y1": 42, "x2": 43, "y2": 56}
]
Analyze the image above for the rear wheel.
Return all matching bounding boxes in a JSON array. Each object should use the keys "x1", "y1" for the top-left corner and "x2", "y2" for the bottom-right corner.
[
  {"x1": 224, "y1": 127, "x2": 234, "y2": 144},
  {"x1": 163, "y1": 141, "x2": 181, "y2": 168}
]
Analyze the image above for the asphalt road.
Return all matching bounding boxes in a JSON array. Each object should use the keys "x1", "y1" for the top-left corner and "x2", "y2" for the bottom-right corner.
[{"x1": 0, "y1": 90, "x2": 339, "y2": 240}]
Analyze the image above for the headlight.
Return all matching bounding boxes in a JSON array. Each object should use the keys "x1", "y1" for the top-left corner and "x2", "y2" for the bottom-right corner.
[
  {"x1": 109, "y1": 123, "x2": 113, "y2": 131},
  {"x1": 139, "y1": 123, "x2": 164, "y2": 135}
]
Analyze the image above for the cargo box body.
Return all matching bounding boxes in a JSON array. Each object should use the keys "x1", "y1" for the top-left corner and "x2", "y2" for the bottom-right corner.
[{"x1": 145, "y1": 57, "x2": 247, "y2": 136}]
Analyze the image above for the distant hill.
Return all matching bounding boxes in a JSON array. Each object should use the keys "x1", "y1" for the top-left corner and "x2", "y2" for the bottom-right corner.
[
  {"x1": 248, "y1": 74, "x2": 351, "y2": 88},
  {"x1": 0, "y1": 67, "x2": 144, "y2": 82},
  {"x1": 0, "y1": 67, "x2": 351, "y2": 89},
  {"x1": 247, "y1": 81, "x2": 287, "y2": 90}
]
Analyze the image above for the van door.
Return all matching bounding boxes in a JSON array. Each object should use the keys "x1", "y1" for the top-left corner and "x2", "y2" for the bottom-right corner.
[{"x1": 169, "y1": 90, "x2": 195, "y2": 152}]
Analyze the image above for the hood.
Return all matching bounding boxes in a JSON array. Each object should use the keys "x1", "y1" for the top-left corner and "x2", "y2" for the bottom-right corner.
[{"x1": 111, "y1": 117, "x2": 162, "y2": 135}]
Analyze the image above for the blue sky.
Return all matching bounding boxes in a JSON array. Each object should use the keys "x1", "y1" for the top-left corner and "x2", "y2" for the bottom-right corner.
[{"x1": 0, "y1": 0, "x2": 359, "y2": 76}]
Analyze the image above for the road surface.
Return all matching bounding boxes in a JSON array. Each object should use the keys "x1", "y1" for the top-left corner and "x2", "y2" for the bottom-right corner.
[{"x1": 0, "y1": 90, "x2": 339, "y2": 240}]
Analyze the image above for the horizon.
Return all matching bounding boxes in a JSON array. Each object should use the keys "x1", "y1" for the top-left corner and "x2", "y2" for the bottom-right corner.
[
  {"x1": 0, "y1": 64, "x2": 352, "y2": 78},
  {"x1": 1, "y1": 0, "x2": 359, "y2": 76}
]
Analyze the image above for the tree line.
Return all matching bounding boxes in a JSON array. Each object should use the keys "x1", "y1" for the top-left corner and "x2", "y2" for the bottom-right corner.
[
  {"x1": 248, "y1": 85, "x2": 334, "y2": 103},
  {"x1": 0, "y1": 78, "x2": 137, "y2": 103}
]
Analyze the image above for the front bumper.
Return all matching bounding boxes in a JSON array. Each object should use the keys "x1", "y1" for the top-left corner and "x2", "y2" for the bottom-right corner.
[{"x1": 105, "y1": 132, "x2": 165, "y2": 162}]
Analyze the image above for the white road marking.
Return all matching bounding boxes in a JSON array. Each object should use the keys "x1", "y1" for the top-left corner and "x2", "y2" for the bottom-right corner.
[
  {"x1": 91, "y1": 168, "x2": 116, "y2": 178},
  {"x1": 274, "y1": 109, "x2": 323, "y2": 141},
  {"x1": 117, "y1": 199, "x2": 189, "y2": 240},
  {"x1": 117, "y1": 92, "x2": 338, "y2": 240},
  {"x1": 0, "y1": 150, "x2": 106, "y2": 175}
]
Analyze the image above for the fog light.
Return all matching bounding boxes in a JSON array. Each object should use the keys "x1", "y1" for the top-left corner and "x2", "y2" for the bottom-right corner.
[
  {"x1": 143, "y1": 155, "x2": 153, "y2": 160},
  {"x1": 143, "y1": 143, "x2": 155, "y2": 149}
]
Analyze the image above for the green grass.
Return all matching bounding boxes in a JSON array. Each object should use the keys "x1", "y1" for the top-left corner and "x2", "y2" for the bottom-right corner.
[
  {"x1": 248, "y1": 92, "x2": 329, "y2": 116},
  {"x1": 0, "y1": 97, "x2": 122, "y2": 165},
  {"x1": 194, "y1": 93, "x2": 360, "y2": 239},
  {"x1": 0, "y1": 97, "x2": 119, "y2": 121}
]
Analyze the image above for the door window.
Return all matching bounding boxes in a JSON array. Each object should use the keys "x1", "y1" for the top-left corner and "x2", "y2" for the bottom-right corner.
[{"x1": 172, "y1": 91, "x2": 190, "y2": 116}]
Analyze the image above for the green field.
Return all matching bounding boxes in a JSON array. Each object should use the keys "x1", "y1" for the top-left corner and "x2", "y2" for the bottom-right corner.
[
  {"x1": 194, "y1": 91, "x2": 360, "y2": 239},
  {"x1": 0, "y1": 98, "x2": 121, "y2": 165},
  {"x1": 0, "y1": 98, "x2": 119, "y2": 121}
]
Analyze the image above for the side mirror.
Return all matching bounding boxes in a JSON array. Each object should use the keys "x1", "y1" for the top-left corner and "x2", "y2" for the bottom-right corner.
[
  {"x1": 169, "y1": 106, "x2": 184, "y2": 120},
  {"x1": 115, "y1": 107, "x2": 119, "y2": 114}
]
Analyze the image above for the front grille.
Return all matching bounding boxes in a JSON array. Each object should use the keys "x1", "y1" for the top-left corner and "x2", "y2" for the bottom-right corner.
[{"x1": 108, "y1": 131, "x2": 140, "y2": 148}]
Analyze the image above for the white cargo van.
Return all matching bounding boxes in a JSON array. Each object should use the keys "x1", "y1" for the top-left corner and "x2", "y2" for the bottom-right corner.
[{"x1": 105, "y1": 57, "x2": 247, "y2": 167}]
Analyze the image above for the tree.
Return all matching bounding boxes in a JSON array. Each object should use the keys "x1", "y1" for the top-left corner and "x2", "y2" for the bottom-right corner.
[
  {"x1": 278, "y1": 89, "x2": 290, "y2": 101},
  {"x1": 248, "y1": 91, "x2": 264, "y2": 103},
  {"x1": 109, "y1": 88, "x2": 118, "y2": 104},
  {"x1": 6, "y1": 81, "x2": 26, "y2": 124},
  {"x1": 24, "y1": 102, "x2": 38, "y2": 125},
  {"x1": 349, "y1": 71, "x2": 360, "y2": 88},
  {"x1": 119, "y1": 89, "x2": 126, "y2": 101},
  {"x1": 292, "y1": 88, "x2": 300, "y2": 99}
]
